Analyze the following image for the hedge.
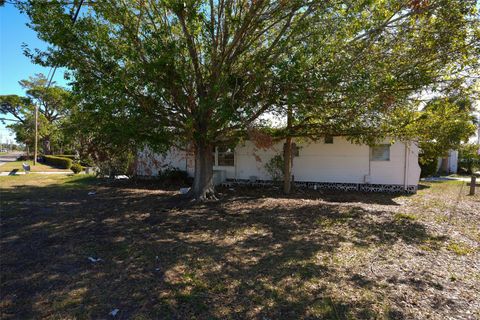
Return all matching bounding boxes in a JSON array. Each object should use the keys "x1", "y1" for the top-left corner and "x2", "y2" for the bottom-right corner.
[
  {"x1": 44, "y1": 155, "x2": 73, "y2": 169},
  {"x1": 70, "y1": 163, "x2": 83, "y2": 174},
  {"x1": 16, "y1": 155, "x2": 36, "y2": 161},
  {"x1": 54, "y1": 154, "x2": 76, "y2": 160}
]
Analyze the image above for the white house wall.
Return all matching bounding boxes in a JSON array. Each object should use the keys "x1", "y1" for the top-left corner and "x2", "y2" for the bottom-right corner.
[
  {"x1": 448, "y1": 150, "x2": 458, "y2": 174},
  {"x1": 136, "y1": 138, "x2": 421, "y2": 189},
  {"x1": 235, "y1": 138, "x2": 420, "y2": 186},
  {"x1": 292, "y1": 138, "x2": 368, "y2": 183},
  {"x1": 136, "y1": 147, "x2": 192, "y2": 176},
  {"x1": 370, "y1": 141, "x2": 405, "y2": 185},
  {"x1": 233, "y1": 141, "x2": 284, "y2": 180}
]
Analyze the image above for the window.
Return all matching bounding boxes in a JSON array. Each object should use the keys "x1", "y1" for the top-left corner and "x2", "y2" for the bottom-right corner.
[
  {"x1": 370, "y1": 144, "x2": 390, "y2": 161},
  {"x1": 217, "y1": 146, "x2": 235, "y2": 166},
  {"x1": 324, "y1": 135, "x2": 333, "y2": 144}
]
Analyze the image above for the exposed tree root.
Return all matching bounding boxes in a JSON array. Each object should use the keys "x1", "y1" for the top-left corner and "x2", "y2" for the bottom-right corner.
[{"x1": 187, "y1": 187, "x2": 218, "y2": 202}]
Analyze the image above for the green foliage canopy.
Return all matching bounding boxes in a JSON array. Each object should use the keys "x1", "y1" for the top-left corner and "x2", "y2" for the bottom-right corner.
[
  {"x1": 0, "y1": 74, "x2": 73, "y2": 154},
  {"x1": 18, "y1": 0, "x2": 480, "y2": 197}
]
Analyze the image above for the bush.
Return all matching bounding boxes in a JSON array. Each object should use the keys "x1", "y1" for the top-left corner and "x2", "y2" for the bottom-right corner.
[
  {"x1": 419, "y1": 157, "x2": 438, "y2": 178},
  {"x1": 80, "y1": 157, "x2": 95, "y2": 167},
  {"x1": 16, "y1": 155, "x2": 35, "y2": 161},
  {"x1": 55, "y1": 154, "x2": 76, "y2": 160},
  {"x1": 70, "y1": 163, "x2": 83, "y2": 174},
  {"x1": 458, "y1": 143, "x2": 480, "y2": 174},
  {"x1": 458, "y1": 158, "x2": 480, "y2": 174},
  {"x1": 96, "y1": 152, "x2": 135, "y2": 178},
  {"x1": 265, "y1": 154, "x2": 284, "y2": 181},
  {"x1": 44, "y1": 155, "x2": 73, "y2": 169},
  {"x1": 158, "y1": 166, "x2": 189, "y2": 184}
]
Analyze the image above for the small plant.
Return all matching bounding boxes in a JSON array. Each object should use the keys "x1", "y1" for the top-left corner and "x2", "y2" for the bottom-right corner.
[
  {"x1": 447, "y1": 241, "x2": 475, "y2": 256},
  {"x1": 265, "y1": 154, "x2": 284, "y2": 181},
  {"x1": 394, "y1": 213, "x2": 418, "y2": 221},
  {"x1": 70, "y1": 163, "x2": 83, "y2": 174}
]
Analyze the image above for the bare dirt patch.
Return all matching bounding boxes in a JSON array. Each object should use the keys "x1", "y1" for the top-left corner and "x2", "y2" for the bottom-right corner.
[{"x1": 1, "y1": 177, "x2": 479, "y2": 319}]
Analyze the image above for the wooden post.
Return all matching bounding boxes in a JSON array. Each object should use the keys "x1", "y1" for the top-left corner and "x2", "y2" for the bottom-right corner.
[
  {"x1": 34, "y1": 105, "x2": 38, "y2": 166},
  {"x1": 470, "y1": 175, "x2": 476, "y2": 196}
]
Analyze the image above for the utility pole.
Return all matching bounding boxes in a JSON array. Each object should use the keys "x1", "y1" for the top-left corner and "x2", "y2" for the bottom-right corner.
[{"x1": 34, "y1": 105, "x2": 38, "y2": 166}]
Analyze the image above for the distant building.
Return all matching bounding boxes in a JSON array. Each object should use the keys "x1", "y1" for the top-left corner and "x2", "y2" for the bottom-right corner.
[{"x1": 438, "y1": 150, "x2": 458, "y2": 174}]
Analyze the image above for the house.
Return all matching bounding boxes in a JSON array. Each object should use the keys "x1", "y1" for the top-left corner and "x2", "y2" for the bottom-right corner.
[
  {"x1": 438, "y1": 121, "x2": 480, "y2": 175},
  {"x1": 136, "y1": 136, "x2": 421, "y2": 193},
  {"x1": 437, "y1": 150, "x2": 458, "y2": 174}
]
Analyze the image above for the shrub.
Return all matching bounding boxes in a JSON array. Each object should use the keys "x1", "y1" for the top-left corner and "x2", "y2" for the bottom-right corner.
[
  {"x1": 80, "y1": 157, "x2": 95, "y2": 167},
  {"x1": 419, "y1": 155, "x2": 438, "y2": 177},
  {"x1": 55, "y1": 154, "x2": 76, "y2": 160},
  {"x1": 158, "y1": 166, "x2": 189, "y2": 184},
  {"x1": 70, "y1": 163, "x2": 83, "y2": 174},
  {"x1": 458, "y1": 143, "x2": 480, "y2": 174},
  {"x1": 44, "y1": 155, "x2": 73, "y2": 169},
  {"x1": 96, "y1": 152, "x2": 135, "y2": 178},
  {"x1": 17, "y1": 155, "x2": 37, "y2": 161},
  {"x1": 265, "y1": 154, "x2": 284, "y2": 181}
]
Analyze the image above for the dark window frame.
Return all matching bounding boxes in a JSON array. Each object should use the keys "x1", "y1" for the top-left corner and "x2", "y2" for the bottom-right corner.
[
  {"x1": 370, "y1": 144, "x2": 391, "y2": 161},
  {"x1": 216, "y1": 146, "x2": 235, "y2": 166}
]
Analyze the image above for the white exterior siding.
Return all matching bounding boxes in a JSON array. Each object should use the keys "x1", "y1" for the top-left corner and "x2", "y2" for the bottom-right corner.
[
  {"x1": 436, "y1": 150, "x2": 459, "y2": 175},
  {"x1": 233, "y1": 141, "x2": 283, "y2": 180},
  {"x1": 293, "y1": 138, "x2": 368, "y2": 183},
  {"x1": 448, "y1": 150, "x2": 458, "y2": 173},
  {"x1": 369, "y1": 141, "x2": 420, "y2": 185},
  {"x1": 136, "y1": 137, "x2": 421, "y2": 189},
  {"x1": 136, "y1": 147, "x2": 193, "y2": 176}
]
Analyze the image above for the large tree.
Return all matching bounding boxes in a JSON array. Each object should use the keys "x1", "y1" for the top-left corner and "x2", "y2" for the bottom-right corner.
[
  {"x1": 0, "y1": 74, "x2": 72, "y2": 154},
  {"x1": 406, "y1": 95, "x2": 478, "y2": 173},
  {"x1": 19, "y1": 0, "x2": 480, "y2": 198},
  {"x1": 260, "y1": 0, "x2": 479, "y2": 193}
]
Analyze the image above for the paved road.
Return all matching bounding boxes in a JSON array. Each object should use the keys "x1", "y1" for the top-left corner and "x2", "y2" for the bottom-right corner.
[
  {"x1": 422, "y1": 175, "x2": 479, "y2": 182},
  {"x1": 0, "y1": 152, "x2": 23, "y2": 166}
]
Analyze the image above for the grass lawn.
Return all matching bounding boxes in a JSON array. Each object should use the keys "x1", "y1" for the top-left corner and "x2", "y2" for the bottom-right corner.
[
  {"x1": 1, "y1": 176, "x2": 479, "y2": 319},
  {"x1": 0, "y1": 160, "x2": 70, "y2": 172}
]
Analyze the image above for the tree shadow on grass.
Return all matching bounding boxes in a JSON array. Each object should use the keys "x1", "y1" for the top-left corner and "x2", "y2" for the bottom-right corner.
[
  {"x1": 216, "y1": 185, "x2": 413, "y2": 206},
  {"x1": 0, "y1": 181, "x2": 447, "y2": 319}
]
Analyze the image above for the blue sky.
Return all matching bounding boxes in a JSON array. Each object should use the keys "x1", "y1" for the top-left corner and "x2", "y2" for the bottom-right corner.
[{"x1": 0, "y1": 3, "x2": 67, "y2": 143}]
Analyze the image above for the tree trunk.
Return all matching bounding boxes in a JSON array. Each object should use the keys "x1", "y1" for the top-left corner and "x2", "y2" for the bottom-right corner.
[
  {"x1": 284, "y1": 136, "x2": 292, "y2": 194},
  {"x1": 283, "y1": 105, "x2": 293, "y2": 194},
  {"x1": 190, "y1": 142, "x2": 216, "y2": 200},
  {"x1": 42, "y1": 137, "x2": 52, "y2": 155}
]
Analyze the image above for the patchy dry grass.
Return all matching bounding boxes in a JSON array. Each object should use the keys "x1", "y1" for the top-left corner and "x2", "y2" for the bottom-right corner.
[
  {"x1": 0, "y1": 173, "x2": 94, "y2": 188},
  {"x1": 393, "y1": 212, "x2": 418, "y2": 221},
  {"x1": 0, "y1": 160, "x2": 70, "y2": 172},
  {"x1": 0, "y1": 177, "x2": 479, "y2": 319},
  {"x1": 446, "y1": 241, "x2": 477, "y2": 256}
]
